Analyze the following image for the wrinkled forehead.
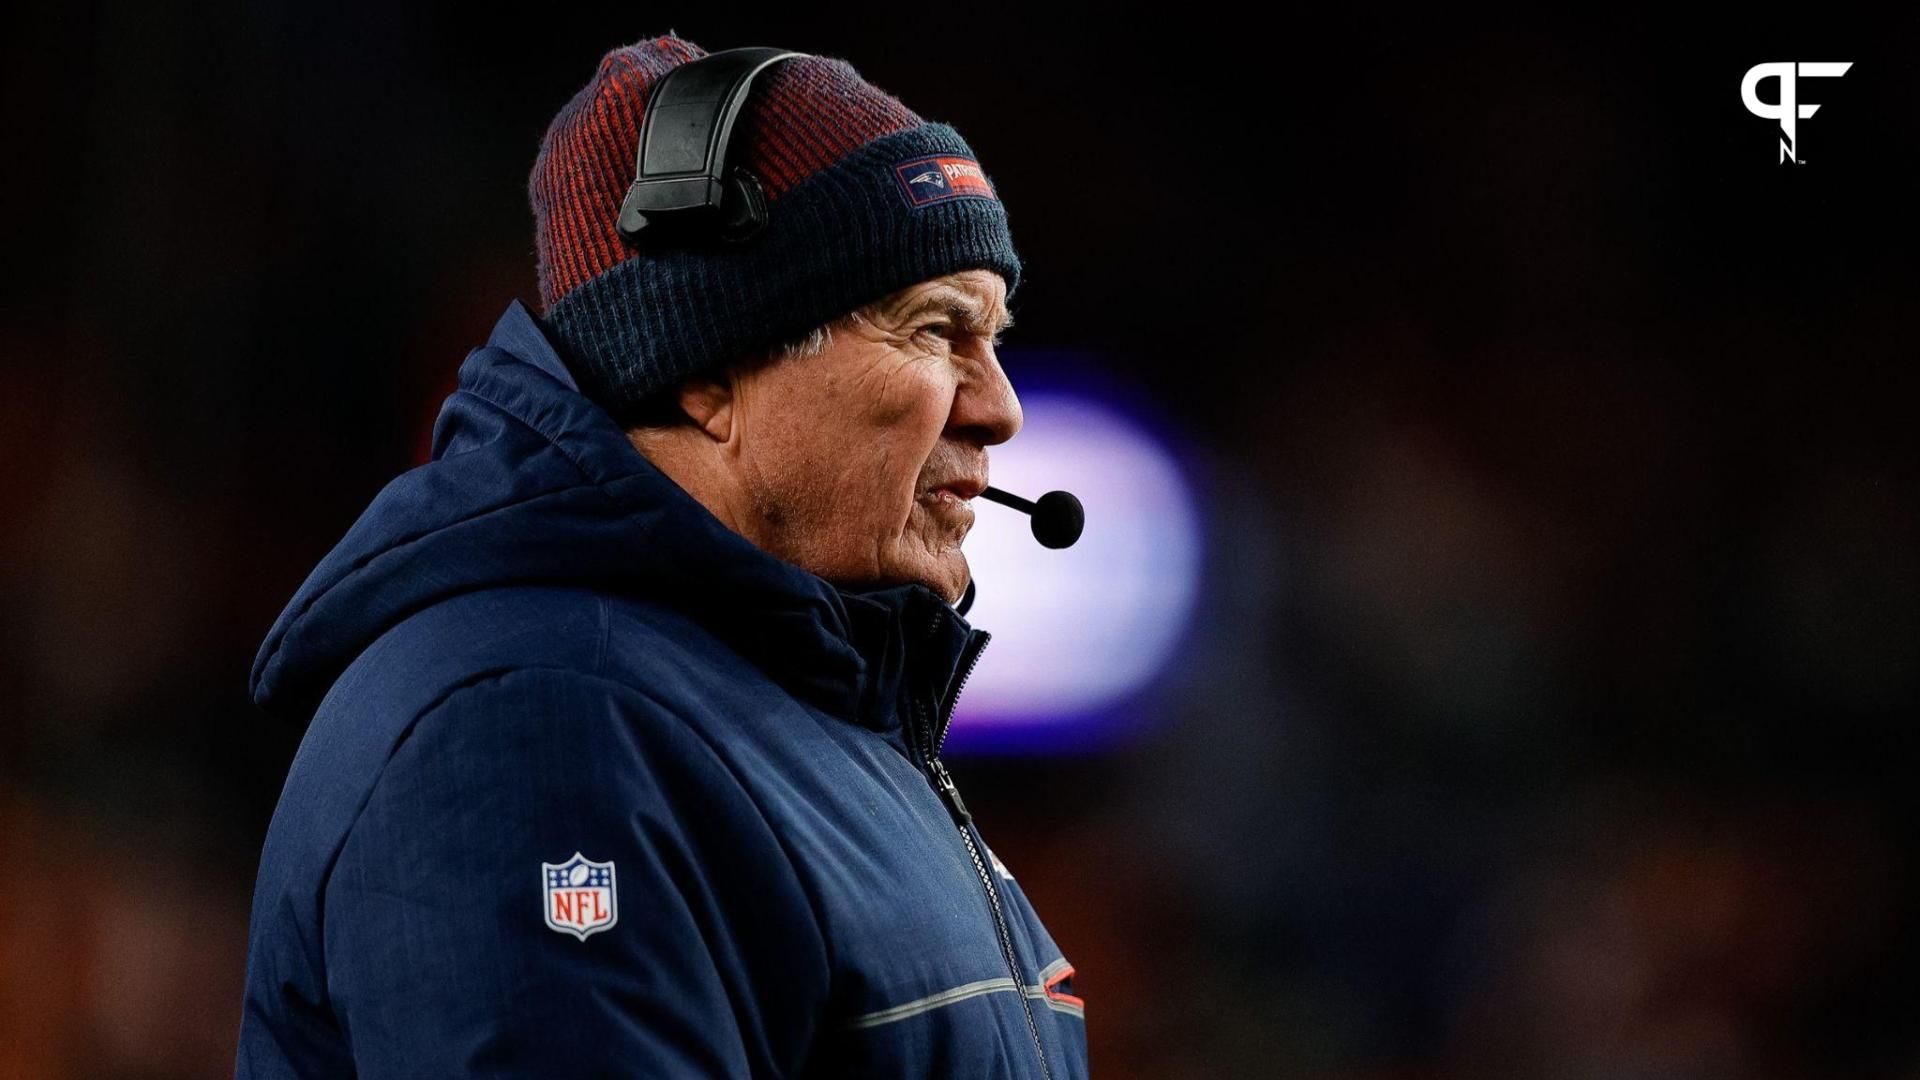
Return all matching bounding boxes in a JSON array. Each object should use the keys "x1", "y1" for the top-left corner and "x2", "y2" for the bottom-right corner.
[{"x1": 877, "y1": 271, "x2": 1014, "y2": 333}]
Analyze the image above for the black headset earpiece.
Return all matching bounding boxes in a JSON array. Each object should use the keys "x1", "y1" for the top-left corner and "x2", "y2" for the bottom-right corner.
[{"x1": 616, "y1": 47, "x2": 807, "y2": 247}]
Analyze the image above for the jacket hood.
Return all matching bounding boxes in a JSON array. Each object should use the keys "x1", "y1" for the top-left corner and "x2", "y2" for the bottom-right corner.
[{"x1": 251, "y1": 299, "x2": 979, "y2": 735}]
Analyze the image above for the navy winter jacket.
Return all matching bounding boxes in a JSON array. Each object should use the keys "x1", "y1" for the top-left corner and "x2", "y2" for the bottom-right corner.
[{"x1": 237, "y1": 300, "x2": 1089, "y2": 1078}]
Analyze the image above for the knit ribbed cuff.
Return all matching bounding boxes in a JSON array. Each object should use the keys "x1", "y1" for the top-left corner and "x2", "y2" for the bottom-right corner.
[{"x1": 542, "y1": 122, "x2": 1022, "y2": 420}]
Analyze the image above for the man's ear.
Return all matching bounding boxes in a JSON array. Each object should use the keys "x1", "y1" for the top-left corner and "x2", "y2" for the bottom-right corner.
[{"x1": 677, "y1": 376, "x2": 734, "y2": 442}]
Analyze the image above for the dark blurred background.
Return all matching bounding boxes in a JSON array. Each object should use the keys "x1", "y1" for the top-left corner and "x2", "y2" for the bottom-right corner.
[{"x1": 4, "y1": 4, "x2": 1916, "y2": 1077}]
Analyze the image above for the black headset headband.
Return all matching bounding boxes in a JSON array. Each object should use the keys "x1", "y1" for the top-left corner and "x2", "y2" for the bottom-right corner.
[{"x1": 615, "y1": 47, "x2": 808, "y2": 246}]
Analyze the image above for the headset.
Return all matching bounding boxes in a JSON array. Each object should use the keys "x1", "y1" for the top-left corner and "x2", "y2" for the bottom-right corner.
[{"x1": 615, "y1": 47, "x2": 805, "y2": 247}]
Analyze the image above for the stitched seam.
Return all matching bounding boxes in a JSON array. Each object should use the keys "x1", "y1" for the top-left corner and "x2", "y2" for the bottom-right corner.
[{"x1": 452, "y1": 381, "x2": 604, "y2": 485}]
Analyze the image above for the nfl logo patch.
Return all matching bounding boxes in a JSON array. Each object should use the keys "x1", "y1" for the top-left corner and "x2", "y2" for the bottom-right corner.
[
  {"x1": 893, "y1": 154, "x2": 999, "y2": 209},
  {"x1": 542, "y1": 852, "x2": 617, "y2": 940}
]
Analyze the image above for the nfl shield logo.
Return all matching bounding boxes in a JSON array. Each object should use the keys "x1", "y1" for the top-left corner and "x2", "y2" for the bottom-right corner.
[{"x1": 542, "y1": 852, "x2": 617, "y2": 940}]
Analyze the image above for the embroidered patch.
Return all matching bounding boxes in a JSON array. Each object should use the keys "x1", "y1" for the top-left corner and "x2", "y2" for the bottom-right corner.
[
  {"x1": 893, "y1": 155, "x2": 998, "y2": 209},
  {"x1": 542, "y1": 852, "x2": 617, "y2": 940}
]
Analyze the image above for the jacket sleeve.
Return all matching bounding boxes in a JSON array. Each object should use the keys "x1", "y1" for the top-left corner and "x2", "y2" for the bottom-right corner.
[{"x1": 321, "y1": 667, "x2": 830, "y2": 1078}]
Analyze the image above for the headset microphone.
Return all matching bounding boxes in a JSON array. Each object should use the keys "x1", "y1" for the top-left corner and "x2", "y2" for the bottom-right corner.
[
  {"x1": 952, "y1": 487, "x2": 1081, "y2": 617},
  {"x1": 978, "y1": 486, "x2": 1084, "y2": 549}
]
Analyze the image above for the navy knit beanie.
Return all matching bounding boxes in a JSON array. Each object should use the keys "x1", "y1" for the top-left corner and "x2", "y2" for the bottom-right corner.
[{"x1": 529, "y1": 35, "x2": 1023, "y2": 421}]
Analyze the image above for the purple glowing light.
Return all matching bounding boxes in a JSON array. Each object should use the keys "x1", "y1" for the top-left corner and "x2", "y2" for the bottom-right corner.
[{"x1": 948, "y1": 390, "x2": 1202, "y2": 752}]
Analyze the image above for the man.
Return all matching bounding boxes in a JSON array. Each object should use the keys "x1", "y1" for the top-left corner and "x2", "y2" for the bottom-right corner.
[{"x1": 236, "y1": 33, "x2": 1088, "y2": 1079}]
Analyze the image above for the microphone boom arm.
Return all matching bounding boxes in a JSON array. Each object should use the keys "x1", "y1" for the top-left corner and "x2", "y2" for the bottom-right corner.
[{"x1": 979, "y1": 485, "x2": 1083, "y2": 550}]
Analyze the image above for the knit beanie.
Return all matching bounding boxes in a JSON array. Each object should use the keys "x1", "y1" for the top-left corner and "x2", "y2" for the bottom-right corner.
[{"x1": 528, "y1": 35, "x2": 1023, "y2": 421}]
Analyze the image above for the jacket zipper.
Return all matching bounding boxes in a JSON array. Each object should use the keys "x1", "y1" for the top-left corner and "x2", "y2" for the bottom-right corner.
[{"x1": 918, "y1": 612, "x2": 1055, "y2": 1080}]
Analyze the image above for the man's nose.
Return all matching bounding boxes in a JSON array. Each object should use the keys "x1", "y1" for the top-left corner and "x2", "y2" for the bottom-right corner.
[{"x1": 950, "y1": 348, "x2": 1023, "y2": 446}]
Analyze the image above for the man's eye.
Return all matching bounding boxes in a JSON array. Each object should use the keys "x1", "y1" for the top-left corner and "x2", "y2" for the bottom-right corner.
[{"x1": 916, "y1": 322, "x2": 954, "y2": 340}]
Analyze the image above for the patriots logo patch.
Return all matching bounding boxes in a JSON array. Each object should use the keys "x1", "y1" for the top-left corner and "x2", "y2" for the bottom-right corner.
[{"x1": 893, "y1": 155, "x2": 998, "y2": 209}]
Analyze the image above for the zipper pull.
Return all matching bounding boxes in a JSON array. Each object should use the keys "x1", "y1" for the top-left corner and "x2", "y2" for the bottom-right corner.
[{"x1": 929, "y1": 758, "x2": 973, "y2": 827}]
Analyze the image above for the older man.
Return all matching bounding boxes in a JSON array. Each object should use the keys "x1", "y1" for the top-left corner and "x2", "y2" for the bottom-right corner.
[{"x1": 236, "y1": 34, "x2": 1086, "y2": 1080}]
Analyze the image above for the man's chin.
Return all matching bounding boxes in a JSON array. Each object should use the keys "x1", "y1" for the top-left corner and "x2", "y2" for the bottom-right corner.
[
  {"x1": 890, "y1": 572, "x2": 966, "y2": 607},
  {"x1": 891, "y1": 556, "x2": 970, "y2": 607},
  {"x1": 824, "y1": 558, "x2": 967, "y2": 607},
  {"x1": 927, "y1": 554, "x2": 971, "y2": 607}
]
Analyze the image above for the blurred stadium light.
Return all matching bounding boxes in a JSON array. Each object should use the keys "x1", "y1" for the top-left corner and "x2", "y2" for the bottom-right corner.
[{"x1": 947, "y1": 374, "x2": 1204, "y2": 753}]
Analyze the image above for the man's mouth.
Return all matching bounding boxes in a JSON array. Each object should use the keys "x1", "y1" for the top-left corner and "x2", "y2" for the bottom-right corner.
[{"x1": 923, "y1": 476, "x2": 987, "y2": 501}]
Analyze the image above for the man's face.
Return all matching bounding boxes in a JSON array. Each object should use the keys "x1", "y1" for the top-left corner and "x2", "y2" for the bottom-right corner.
[{"x1": 727, "y1": 269, "x2": 1021, "y2": 604}]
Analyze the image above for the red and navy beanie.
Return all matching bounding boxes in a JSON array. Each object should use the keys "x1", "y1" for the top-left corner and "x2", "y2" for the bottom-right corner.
[{"x1": 529, "y1": 35, "x2": 1023, "y2": 420}]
